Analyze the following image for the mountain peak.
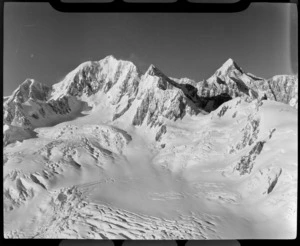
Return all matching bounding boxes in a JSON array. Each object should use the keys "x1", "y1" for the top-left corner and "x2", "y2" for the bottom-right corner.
[
  {"x1": 18, "y1": 79, "x2": 46, "y2": 92},
  {"x1": 220, "y1": 58, "x2": 236, "y2": 69},
  {"x1": 20, "y1": 78, "x2": 35, "y2": 86},
  {"x1": 216, "y1": 58, "x2": 243, "y2": 75},
  {"x1": 146, "y1": 64, "x2": 156, "y2": 75},
  {"x1": 71, "y1": 55, "x2": 119, "y2": 74},
  {"x1": 99, "y1": 55, "x2": 138, "y2": 72},
  {"x1": 145, "y1": 64, "x2": 166, "y2": 78},
  {"x1": 102, "y1": 55, "x2": 117, "y2": 62},
  {"x1": 9, "y1": 79, "x2": 51, "y2": 103},
  {"x1": 224, "y1": 58, "x2": 235, "y2": 66}
]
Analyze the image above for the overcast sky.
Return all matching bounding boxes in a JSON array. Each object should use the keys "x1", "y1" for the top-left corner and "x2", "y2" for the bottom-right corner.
[{"x1": 3, "y1": 2, "x2": 298, "y2": 96}]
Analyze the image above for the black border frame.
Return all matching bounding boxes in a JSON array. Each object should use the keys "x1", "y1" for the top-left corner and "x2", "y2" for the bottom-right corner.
[{"x1": 0, "y1": 0, "x2": 298, "y2": 245}]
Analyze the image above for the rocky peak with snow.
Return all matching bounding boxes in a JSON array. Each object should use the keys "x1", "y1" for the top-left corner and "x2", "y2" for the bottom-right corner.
[
  {"x1": 145, "y1": 64, "x2": 166, "y2": 78},
  {"x1": 3, "y1": 79, "x2": 53, "y2": 134},
  {"x1": 7, "y1": 79, "x2": 52, "y2": 104},
  {"x1": 215, "y1": 58, "x2": 244, "y2": 76},
  {"x1": 198, "y1": 59, "x2": 297, "y2": 109},
  {"x1": 266, "y1": 75, "x2": 298, "y2": 107},
  {"x1": 51, "y1": 55, "x2": 139, "y2": 101},
  {"x1": 145, "y1": 64, "x2": 156, "y2": 76}
]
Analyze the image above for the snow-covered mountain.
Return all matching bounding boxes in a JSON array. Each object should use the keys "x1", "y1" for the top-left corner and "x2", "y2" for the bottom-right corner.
[
  {"x1": 196, "y1": 58, "x2": 298, "y2": 107},
  {"x1": 3, "y1": 55, "x2": 298, "y2": 239}
]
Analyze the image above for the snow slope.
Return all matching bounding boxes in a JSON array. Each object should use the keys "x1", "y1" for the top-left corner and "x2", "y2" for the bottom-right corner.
[{"x1": 3, "y1": 56, "x2": 298, "y2": 239}]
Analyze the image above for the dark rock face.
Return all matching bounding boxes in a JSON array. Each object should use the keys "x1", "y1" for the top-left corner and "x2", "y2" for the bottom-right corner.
[
  {"x1": 249, "y1": 140, "x2": 265, "y2": 156},
  {"x1": 155, "y1": 125, "x2": 167, "y2": 142},
  {"x1": 113, "y1": 98, "x2": 135, "y2": 121},
  {"x1": 30, "y1": 174, "x2": 46, "y2": 190},
  {"x1": 267, "y1": 168, "x2": 282, "y2": 194},
  {"x1": 7, "y1": 79, "x2": 52, "y2": 104},
  {"x1": 217, "y1": 105, "x2": 229, "y2": 117},
  {"x1": 3, "y1": 103, "x2": 31, "y2": 129},
  {"x1": 157, "y1": 78, "x2": 168, "y2": 90},
  {"x1": 229, "y1": 77, "x2": 250, "y2": 96},
  {"x1": 267, "y1": 75, "x2": 298, "y2": 107},
  {"x1": 104, "y1": 81, "x2": 113, "y2": 93},
  {"x1": 48, "y1": 96, "x2": 71, "y2": 115},
  {"x1": 235, "y1": 141, "x2": 266, "y2": 175},
  {"x1": 3, "y1": 105, "x2": 15, "y2": 125},
  {"x1": 3, "y1": 125, "x2": 36, "y2": 146},
  {"x1": 216, "y1": 77, "x2": 226, "y2": 85},
  {"x1": 67, "y1": 63, "x2": 103, "y2": 97},
  {"x1": 202, "y1": 93, "x2": 233, "y2": 112},
  {"x1": 31, "y1": 113, "x2": 39, "y2": 119},
  {"x1": 132, "y1": 94, "x2": 150, "y2": 126},
  {"x1": 29, "y1": 82, "x2": 52, "y2": 101},
  {"x1": 14, "y1": 109, "x2": 32, "y2": 129},
  {"x1": 268, "y1": 128, "x2": 276, "y2": 139},
  {"x1": 233, "y1": 115, "x2": 260, "y2": 152}
]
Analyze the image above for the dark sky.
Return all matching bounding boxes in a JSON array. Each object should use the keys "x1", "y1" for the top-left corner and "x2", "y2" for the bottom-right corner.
[{"x1": 4, "y1": 2, "x2": 298, "y2": 96}]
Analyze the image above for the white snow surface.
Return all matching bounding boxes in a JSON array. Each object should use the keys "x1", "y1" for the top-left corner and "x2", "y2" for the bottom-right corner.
[{"x1": 3, "y1": 56, "x2": 298, "y2": 239}]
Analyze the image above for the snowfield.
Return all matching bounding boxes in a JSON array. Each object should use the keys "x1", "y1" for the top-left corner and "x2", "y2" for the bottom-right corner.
[{"x1": 3, "y1": 56, "x2": 297, "y2": 239}]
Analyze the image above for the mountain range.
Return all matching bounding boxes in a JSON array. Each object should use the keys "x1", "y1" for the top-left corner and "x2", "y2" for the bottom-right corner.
[{"x1": 3, "y1": 55, "x2": 298, "y2": 145}]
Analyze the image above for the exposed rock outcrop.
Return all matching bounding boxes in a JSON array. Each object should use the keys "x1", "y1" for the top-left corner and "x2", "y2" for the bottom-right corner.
[{"x1": 235, "y1": 141, "x2": 266, "y2": 175}]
